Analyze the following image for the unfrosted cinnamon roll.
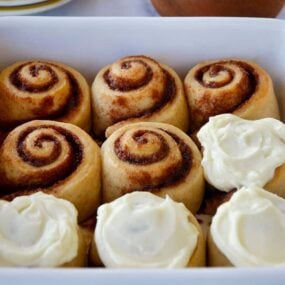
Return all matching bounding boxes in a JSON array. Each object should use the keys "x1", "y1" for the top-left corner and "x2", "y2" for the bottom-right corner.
[
  {"x1": 0, "y1": 60, "x2": 91, "y2": 132},
  {"x1": 208, "y1": 186, "x2": 285, "y2": 267},
  {"x1": 0, "y1": 120, "x2": 101, "y2": 221},
  {"x1": 91, "y1": 192, "x2": 205, "y2": 268},
  {"x1": 101, "y1": 122, "x2": 204, "y2": 213},
  {"x1": 92, "y1": 55, "x2": 189, "y2": 137},
  {"x1": 0, "y1": 192, "x2": 86, "y2": 267},
  {"x1": 184, "y1": 59, "x2": 280, "y2": 133}
]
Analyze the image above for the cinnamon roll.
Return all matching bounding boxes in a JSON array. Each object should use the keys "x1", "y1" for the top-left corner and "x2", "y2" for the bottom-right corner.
[
  {"x1": 0, "y1": 192, "x2": 86, "y2": 267},
  {"x1": 208, "y1": 186, "x2": 285, "y2": 267},
  {"x1": 197, "y1": 114, "x2": 285, "y2": 200},
  {"x1": 0, "y1": 60, "x2": 91, "y2": 132},
  {"x1": 91, "y1": 55, "x2": 189, "y2": 137},
  {"x1": 184, "y1": 59, "x2": 280, "y2": 133},
  {"x1": 0, "y1": 120, "x2": 101, "y2": 221},
  {"x1": 91, "y1": 192, "x2": 205, "y2": 268},
  {"x1": 101, "y1": 122, "x2": 204, "y2": 213}
]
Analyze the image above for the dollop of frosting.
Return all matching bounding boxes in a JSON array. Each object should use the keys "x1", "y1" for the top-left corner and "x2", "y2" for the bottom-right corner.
[
  {"x1": 0, "y1": 192, "x2": 78, "y2": 267},
  {"x1": 95, "y1": 192, "x2": 199, "y2": 268},
  {"x1": 211, "y1": 185, "x2": 285, "y2": 266},
  {"x1": 197, "y1": 114, "x2": 285, "y2": 192}
]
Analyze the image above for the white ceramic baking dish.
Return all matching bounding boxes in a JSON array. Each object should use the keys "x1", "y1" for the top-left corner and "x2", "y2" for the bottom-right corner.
[{"x1": 0, "y1": 17, "x2": 284, "y2": 285}]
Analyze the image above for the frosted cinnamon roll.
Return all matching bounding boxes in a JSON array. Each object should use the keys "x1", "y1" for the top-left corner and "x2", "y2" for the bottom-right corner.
[
  {"x1": 101, "y1": 122, "x2": 204, "y2": 213},
  {"x1": 197, "y1": 114, "x2": 285, "y2": 199},
  {"x1": 91, "y1": 192, "x2": 205, "y2": 268},
  {"x1": 0, "y1": 60, "x2": 91, "y2": 132},
  {"x1": 92, "y1": 55, "x2": 189, "y2": 137},
  {"x1": 0, "y1": 120, "x2": 101, "y2": 221},
  {"x1": 208, "y1": 186, "x2": 285, "y2": 267},
  {"x1": 184, "y1": 59, "x2": 280, "y2": 133},
  {"x1": 0, "y1": 192, "x2": 86, "y2": 267}
]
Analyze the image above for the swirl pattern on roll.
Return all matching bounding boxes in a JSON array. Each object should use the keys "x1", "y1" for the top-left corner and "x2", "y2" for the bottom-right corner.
[
  {"x1": 114, "y1": 129, "x2": 191, "y2": 190},
  {"x1": 0, "y1": 120, "x2": 101, "y2": 221},
  {"x1": 10, "y1": 124, "x2": 82, "y2": 190},
  {"x1": 92, "y1": 55, "x2": 189, "y2": 136},
  {"x1": 101, "y1": 122, "x2": 204, "y2": 213},
  {"x1": 184, "y1": 59, "x2": 280, "y2": 132},
  {"x1": 0, "y1": 60, "x2": 91, "y2": 132}
]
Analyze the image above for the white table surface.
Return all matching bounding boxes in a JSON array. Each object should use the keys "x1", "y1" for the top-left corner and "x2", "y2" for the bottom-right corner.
[{"x1": 36, "y1": 0, "x2": 285, "y2": 18}]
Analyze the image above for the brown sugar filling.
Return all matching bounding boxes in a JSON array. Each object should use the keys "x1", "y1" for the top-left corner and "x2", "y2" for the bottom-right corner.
[
  {"x1": 2, "y1": 62, "x2": 82, "y2": 130},
  {"x1": 10, "y1": 63, "x2": 59, "y2": 92},
  {"x1": 190, "y1": 60, "x2": 259, "y2": 132},
  {"x1": 114, "y1": 129, "x2": 192, "y2": 192},
  {"x1": 104, "y1": 60, "x2": 153, "y2": 91},
  {"x1": 109, "y1": 69, "x2": 177, "y2": 124},
  {"x1": 104, "y1": 56, "x2": 177, "y2": 124},
  {"x1": 0, "y1": 125, "x2": 83, "y2": 199}
]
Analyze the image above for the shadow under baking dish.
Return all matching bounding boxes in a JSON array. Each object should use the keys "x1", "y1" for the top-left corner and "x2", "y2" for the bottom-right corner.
[{"x1": 0, "y1": 17, "x2": 284, "y2": 285}]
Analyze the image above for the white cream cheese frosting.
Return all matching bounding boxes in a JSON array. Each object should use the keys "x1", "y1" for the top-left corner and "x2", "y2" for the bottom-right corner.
[
  {"x1": 95, "y1": 192, "x2": 199, "y2": 268},
  {"x1": 197, "y1": 114, "x2": 285, "y2": 192},
  {"x1": 211, "y1": 185, "x2": 285, "y2": 266},
  {"x1": 0, "y1": 192, "x2": 78, "y2": 267}
]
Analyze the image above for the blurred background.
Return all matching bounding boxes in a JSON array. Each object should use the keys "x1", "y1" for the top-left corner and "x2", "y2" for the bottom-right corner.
[{"x1": 0, "y1": 0, "x2": 285, "y2": 18}]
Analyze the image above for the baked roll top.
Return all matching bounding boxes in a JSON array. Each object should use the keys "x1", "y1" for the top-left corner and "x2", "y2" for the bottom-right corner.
[
  {"x1": 0, "y1": 120, "x2": 101, "y2": 221},
  {"x1": 0, "y1": 60, "x2": 91, "y2": 132},
  {"x1": 92, "y1": 55, "x2": 189, "y2": 136},
  {"x1": 101, "y1": 122, "x2": 204, "y2": 213},
  {"x1": 185, "y1": 59, "x2": 280, "y2": 132}
]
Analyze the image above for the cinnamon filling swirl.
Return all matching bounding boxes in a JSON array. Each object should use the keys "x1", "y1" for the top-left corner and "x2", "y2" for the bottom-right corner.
[
  {"x1": 104, "y1": 60, "x2": 153, "y2": 91},
  {"x1": 109, "y1": 69, "x2": 176, "y2": 124},
  {"x1": 194, "y1": 61, "x2": 258, "y2": 113},
  {"x1": 114, "y1": 129, "x2": 192, "y2": 192},
  {"x1": 186, "y1": 60, "x2": 260, "y2": 132},
  {"x1": 10, "y1": 64, "x2": 59, "y2": 93},
  {"x1": 114, "y1": 130, "x2": 170, "y2": 164},
  {"x1": 55, "y1": 71, "x2": 80, "y2": 117},
  {"x1": 2, "y1": 62, "x2": 82, "y2": 130},
  {"x1": 0, "y1": 125, "x2": 83, "y2": 197}
]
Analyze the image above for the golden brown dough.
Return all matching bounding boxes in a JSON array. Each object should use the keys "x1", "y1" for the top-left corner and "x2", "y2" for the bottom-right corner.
[
  {"x1": 89, "y1": 238, "x2": 104, "y2": 267},
  {"x1": 207, "y1": 229, "x2": 233, "y2": 267},
  {"x1": 79, "y1": 216, "x2": 103, "y2": 267},
  {"x1": 101, "y1": 122, "x2": 204, "y2": 213},
  {"x1": 0, "y1": 120, "x2": 101, "y2": 221},
  {"x1": 91, "y1": 55, "x2": 189, "y2": 137},
  {"x1": 265, "y1": 164, "x2": 285, "y2": 198},
  {"x1": 0, "y1": 60, "x2": 91, "y2": 132},
  {"x1": 184, "y1": 59, "x2": 280, "y2": 133},
  {"x1": 187, "y1": 213, "x2": 206, "y2": 267},
  {"x1": 63, "y1": 228, "x2": 88, "y2": 267}
]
